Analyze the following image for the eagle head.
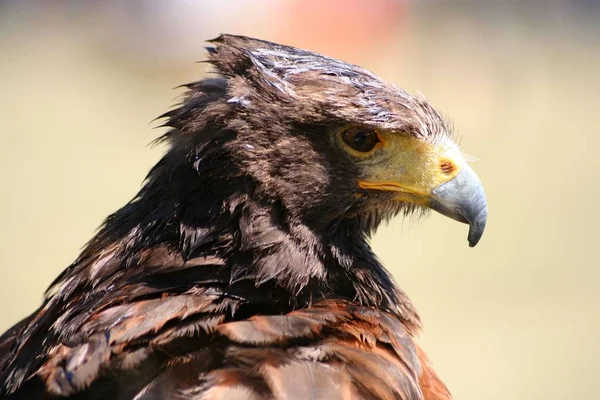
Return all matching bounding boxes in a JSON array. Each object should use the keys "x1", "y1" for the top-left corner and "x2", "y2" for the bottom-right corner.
[{"x1": 163, "y1": 34, "x2": 487, "y2": 247}]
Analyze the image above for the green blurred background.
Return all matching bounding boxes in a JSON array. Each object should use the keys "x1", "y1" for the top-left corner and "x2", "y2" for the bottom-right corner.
[{"x1": 1, "y1": 1, "x2": 599, "y2": 398}]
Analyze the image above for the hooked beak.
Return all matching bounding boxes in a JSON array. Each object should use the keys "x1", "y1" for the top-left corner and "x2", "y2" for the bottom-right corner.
[
  {"x1": 357, "y1": 135, "x2": 487, "y2": 246},
  {"x1": 429, "y1": 162, "x2": 487, "y2": 247}
]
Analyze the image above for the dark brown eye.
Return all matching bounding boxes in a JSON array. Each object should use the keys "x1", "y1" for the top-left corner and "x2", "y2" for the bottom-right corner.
[{"x1": 340, "y1": 127, "x2": 380, "y2": 153}]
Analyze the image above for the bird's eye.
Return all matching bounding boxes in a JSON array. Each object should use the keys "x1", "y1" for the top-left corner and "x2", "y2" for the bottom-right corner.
[{"x1": 340, "y1": 127, "x2": 381, "y2": 153}]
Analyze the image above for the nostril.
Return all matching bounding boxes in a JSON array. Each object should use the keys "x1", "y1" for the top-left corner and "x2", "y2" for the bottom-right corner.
[{"x1": 440, "y1": 160, "x2": 456, "y2": 175}]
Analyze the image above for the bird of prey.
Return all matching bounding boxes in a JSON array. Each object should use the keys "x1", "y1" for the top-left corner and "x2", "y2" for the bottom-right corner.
[{"x1": 0, "y1": 35, "x2": 487, "y2": 400}]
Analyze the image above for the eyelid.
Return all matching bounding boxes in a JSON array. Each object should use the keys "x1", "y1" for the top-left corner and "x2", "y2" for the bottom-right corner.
[{"x1": 375, "y1": 130, "x2": 386, "y2": 147}]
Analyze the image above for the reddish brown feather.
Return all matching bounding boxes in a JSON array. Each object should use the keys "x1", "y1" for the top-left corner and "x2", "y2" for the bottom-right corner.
[
  {"x1": 33, "y1": 297, "x2": 440, "y2": 399},
  {"x1": 417, "y1": 346, "x2": 453, "y2": 400}
]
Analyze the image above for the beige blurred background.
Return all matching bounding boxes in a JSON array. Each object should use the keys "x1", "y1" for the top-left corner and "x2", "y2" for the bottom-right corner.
[{"x1": 1, "y1": 1, "x2": 599, "y2": 399}]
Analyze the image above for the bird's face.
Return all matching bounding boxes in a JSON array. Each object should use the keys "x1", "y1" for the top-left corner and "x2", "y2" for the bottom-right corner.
[
  {"x1": 333, "y1": 125, "x2": 486, "y2": 246},
  {"x1": 206, "y1": 35, "x2": 487, "y2": 246}
]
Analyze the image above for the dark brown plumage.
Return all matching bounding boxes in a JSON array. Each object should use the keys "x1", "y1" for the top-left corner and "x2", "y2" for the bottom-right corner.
[{"x1": 0, "y1": 35, "x2": 487, "y2": 400}]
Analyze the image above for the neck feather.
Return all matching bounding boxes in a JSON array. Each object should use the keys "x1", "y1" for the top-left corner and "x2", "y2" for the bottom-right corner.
[{"x1": 53, "y1": 140, "x2": 420, "y2": 329}]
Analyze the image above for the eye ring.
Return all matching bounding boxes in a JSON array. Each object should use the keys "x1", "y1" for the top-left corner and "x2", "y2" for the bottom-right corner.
[{"x1": 339, "y1": 127, "x2": 383, "y2": 154}]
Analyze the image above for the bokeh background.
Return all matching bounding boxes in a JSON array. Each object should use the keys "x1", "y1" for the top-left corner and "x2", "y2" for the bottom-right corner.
[{"x1": 1, "y1": 1, "x2": 599, "y2": 398}]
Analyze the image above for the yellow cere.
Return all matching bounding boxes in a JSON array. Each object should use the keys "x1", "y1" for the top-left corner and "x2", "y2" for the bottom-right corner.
[{"x1": 356, "y1": 132, "x2": 466, "y2": 204}]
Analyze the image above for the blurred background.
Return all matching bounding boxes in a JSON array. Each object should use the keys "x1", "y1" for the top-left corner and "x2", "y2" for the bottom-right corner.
[{"x1": 1, "y1": 1, "x2": 599, "y2": 398}]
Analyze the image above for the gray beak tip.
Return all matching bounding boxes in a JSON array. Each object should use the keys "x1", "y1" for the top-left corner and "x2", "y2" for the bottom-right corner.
[
  {"x1": 468, "y1": 223, "x2": 484, "y2": 247},
  {"x1": 467, "y1": 208, "x2": 487, "y2": 247}
]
